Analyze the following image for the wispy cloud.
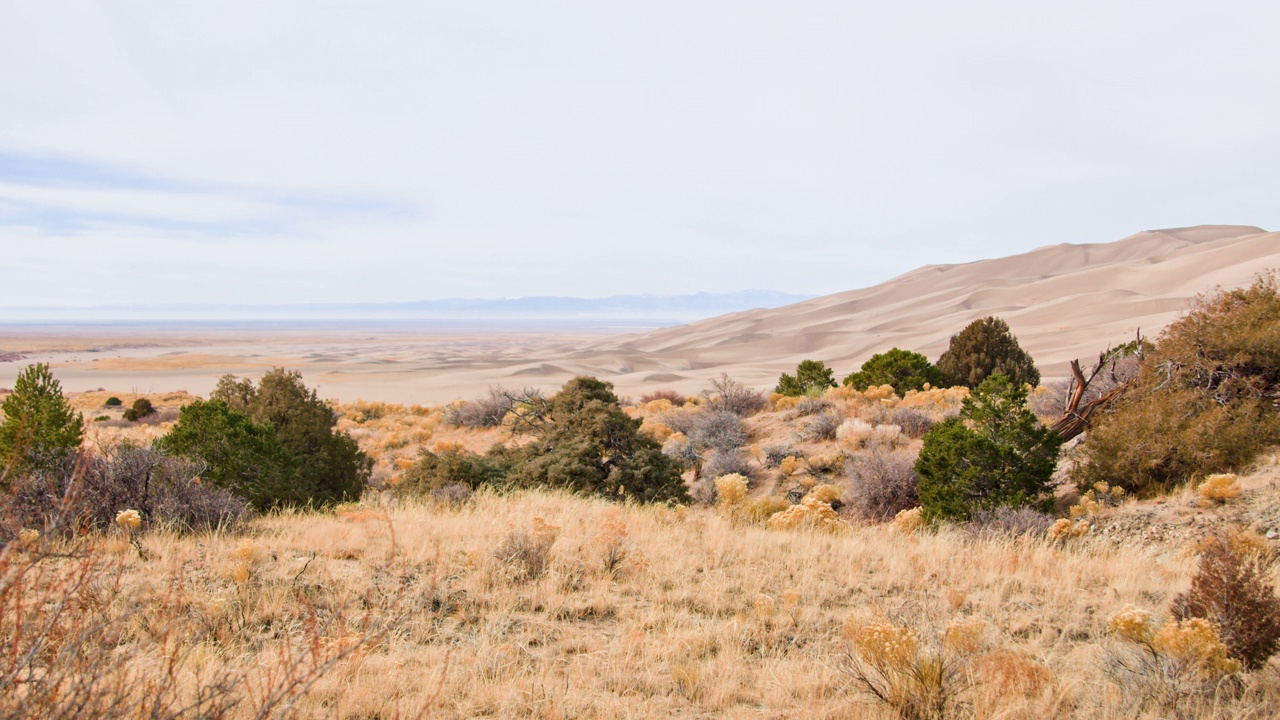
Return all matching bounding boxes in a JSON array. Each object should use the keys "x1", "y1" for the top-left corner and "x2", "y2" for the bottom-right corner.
[{"x1": 0, "y1": 152, "x2": 416, "y2": 238}]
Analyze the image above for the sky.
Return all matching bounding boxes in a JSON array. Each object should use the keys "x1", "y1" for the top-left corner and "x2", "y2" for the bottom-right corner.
[{"x1": 2, "y1": 1, "x2": 1278, "y2": 307}]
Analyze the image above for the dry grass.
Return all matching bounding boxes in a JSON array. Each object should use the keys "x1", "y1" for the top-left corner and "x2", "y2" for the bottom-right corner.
[
  {"x1": 20, "y1": 383, "x2": 1279, "y2": 717},
  {"x1": 10, "y1": 486, "x2": 1279, "y2": 718}
]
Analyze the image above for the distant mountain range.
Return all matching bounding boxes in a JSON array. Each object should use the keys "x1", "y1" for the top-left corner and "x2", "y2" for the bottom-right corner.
[{"x1": 0, "y1": 291, "x2": 815, "y2": 324}]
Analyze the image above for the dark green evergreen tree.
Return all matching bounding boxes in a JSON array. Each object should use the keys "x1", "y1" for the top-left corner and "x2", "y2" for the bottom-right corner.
[
  {"x1": 775, "y1": 359, "x2": 838, "y2": 397},
  {"x1": 160, "y1": 400, "x2": 295, "y2": 510},
  {"x1": 936, "y1": 317, "x2": 1040, "y2": 389},
  {"x1": 843, "y1": 348, "x2": 943, "y2": 395},
  {"x1": 915, "y1": 374, "x2": 1060, "y2": 522},
  {"x1": 0, "y1": 363, "x2": 84, "y2": 475},
  {"x1": 511, "y1": 376, "x2": 688, "y2": 503}
]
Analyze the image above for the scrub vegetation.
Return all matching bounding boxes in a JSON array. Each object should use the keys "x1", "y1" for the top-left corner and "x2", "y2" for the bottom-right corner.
[{"x1": 2, "y1": 278, "x2": 1279, "y2": 718}]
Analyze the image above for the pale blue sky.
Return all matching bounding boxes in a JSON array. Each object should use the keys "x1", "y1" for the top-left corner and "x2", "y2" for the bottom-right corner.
[{"x1": 2, "y1": 1, "x2": 1277, "y2": 307}]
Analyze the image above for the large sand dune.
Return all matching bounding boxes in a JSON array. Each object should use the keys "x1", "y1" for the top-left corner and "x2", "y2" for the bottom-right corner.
[
  {"x1": 591, "y1": 225, "x2": 1278, "y2": 391},
  {"x1": 1, "y1": 225, "x2": 1275, "y2": 403}
]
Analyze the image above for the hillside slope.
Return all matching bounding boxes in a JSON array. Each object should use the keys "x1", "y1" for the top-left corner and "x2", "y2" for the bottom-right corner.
[{"x1": 572, "y1": 224, "x2": 1277, "y2": 391}]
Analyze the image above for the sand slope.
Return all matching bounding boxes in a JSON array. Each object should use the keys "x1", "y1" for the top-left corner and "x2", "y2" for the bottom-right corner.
[{"x1": 587, "y1": 224, "x2": 1278, "y2": 392}]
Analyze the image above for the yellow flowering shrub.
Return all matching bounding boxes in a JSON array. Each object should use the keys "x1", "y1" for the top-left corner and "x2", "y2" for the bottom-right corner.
[
  {"x1": 714, "y1": 473, "x2": 750, "y2": 507},
  {"x1": 1108, "y1": 607, "x2": 1242, "y2": 677},
  {"x1": 639, "y1": 420, "x2": 675, "y2": 442},
  {"x1": 778, "y1": 456, "x2": 805, "y2": 477},
  {"x1": 766, "y1": 495, "x2": 847, "y2": 533},
  {"x1": 1198, "y1": 473, "x2": 1241, "y2": 505},
  {"x1": 809, "y1": 483, "x2": 844, "y2": 504},
  {"x1": 891, "y1": 507, "x2": 924, "y2": 534},
  {"x1": 1048, "y1": 518, "x2": 1090, "y2": 541}
]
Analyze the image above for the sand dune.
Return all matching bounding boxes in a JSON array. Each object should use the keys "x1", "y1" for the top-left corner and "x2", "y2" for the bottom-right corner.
[
  {"x1": 590, "y1": 225, "x2": 1278, "y2": 392},
  {"x1": 1, "y1": 225, "x2": 1275, "y2": 403}
]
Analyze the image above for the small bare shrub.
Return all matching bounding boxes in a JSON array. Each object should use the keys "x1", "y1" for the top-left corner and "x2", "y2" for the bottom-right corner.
[
  {"x1": 446, "y1": 386, "x2": 544, "y2": 428},
  {"x1": 964, "y1": 506, "x2": 1055, "y2": 538},
  {"x1": 702, "y1": 374, "x2": 768, "y2": 417},
  {"x1": 590, "y1": 509, "x2": 631, "y2": 575},
  {"x1": 888, "y1": 407, "x2": 934, "y2": 438},
  {"x1": 762, "y1": 443, "x2": 796, "y2": 467},
  {"x1": 688, "y1": 410, "x2": 747, "y2": 453},
  {"x1": 799, "y1": 412, "x2": 840, "y2": 442},
  {"x1": 703, "y1": 450, "x2": 751, "y2": 480},
  {"x1": 785, "y1": 396, "x2": 832, "y2": 419},
  {"x1": 493, "y1": 516, "x2": 560, "y2": 581},
  {"x1": 1170, "y1": 530, "x2": 1280, "y2": 670},
  {"x1": 1, "y1": 445, "x2": 248, "y2": 537},
  {"x1": 845, "y1": 448, "x2": 920, "y2": 522},
  {"x1": 429, "y1": 482, "x2": 474, "y2": 507},
  {"x1": 661, "y1": 434, "x2": 699, "y2": 468}
]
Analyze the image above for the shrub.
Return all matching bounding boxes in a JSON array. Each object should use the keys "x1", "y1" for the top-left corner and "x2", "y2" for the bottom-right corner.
[
  {"x1": 510, "y1": 376, "x2": 688, "y2": 503},
  {"x1": 844, "y1": 348, "x2": 943, "y2": 396},
  {"x1": 845, "y1": 447, "x2": 920, "y2": 521},
  {"x1": 836, "y1": 418, "x2": 874, "y2": 449},
  {"x1": 1073, "y1": 275, "x2": 1280, "y2": 494},
  {"x1": 1106, "y1": 606, "x2": 1242, "y2": 714},
  {"x1": 936, "y1": 317, "x2": 1040, "y2": 389},
  {"x1": 103, "y1": 396, "x2": 122, "y2": 407},
  {"x1": 915, "y1": 374, "x2": 1061, "y2": 523},
  {"x1": 0, "y1": 363, "x2": 84, "y2": 476},
  {"x1": 964, "y1": 506, "x2": 1055, "y2": 539},
  {"x1": 662, "y1": 434, "x2": 699, "y2": 468},
  {"x1": 714, "y1": 473, "x2": 750, "y2": 513},
  {"x1": 493, "y1": 517, "x2": 560, "y2": 581},
  {"x1": 776, "y1": 360, "x2": 838, "y2": 397},
  {"x1": 1, "y1": 443, "x2": 248, "y2": 537},
  {"x1": 446, "y1": 386, "x2": 544, "y2": 428},
  {"x1": 1170, "y1": 530, "x2": 1280, "y2": 670},
  {"x1": 762, "y1": 443, "x2": 795, "y2": 467},
  {"x1": 703, "y1": 449, "x2": 751, "y2": 480},
  {"x1": 1197, "y1": 473, "x2": 1241, "y2": 506},
  {"x1": 395, "y1": 444, "x2": 512, "y2": 495},
  {"x1": 688, "y1": 410, "x2": 747, "y2": 454},
  {"x1": 160, "y1": 400, "x2": 296, "y2": 510},
  {"x1": 209, "y1": 369, "x2": 372, "y2": 506},
  {"x1": 888, "y1": 407, "x2": 934, "y2": 438},
  {"x1": 767, "y1": 495, "x2": 847, "y2": 533},
  {"x1": 121, "y1": 397, "x2": 155, "y2": 421},
  {"x1": 841, "y1": 616, "x2": 984, "y2": 719},
  {"x1": 799, "y1": 412, "x2": 841, "y2": 442},
  {"x1": 702, "y1": 373, "x2": 768, "y2": 416},
  {"x1": 783, "y1": 396, "x2": 831, "y2": 418},
  {"x1": 639, "y1": 389, "x2": 686, "y2": 406}
]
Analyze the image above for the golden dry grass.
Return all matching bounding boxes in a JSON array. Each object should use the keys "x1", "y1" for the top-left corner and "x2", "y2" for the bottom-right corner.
[
  {"x1": 12, "y1": 384, "x2": 1279, "y2": 718},
  {"x1": 13, "y1": 485, "x2": 1276, "y2": 719}
]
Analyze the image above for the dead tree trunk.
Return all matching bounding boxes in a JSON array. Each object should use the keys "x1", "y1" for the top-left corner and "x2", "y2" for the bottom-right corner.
[{"x1": 1049, "y1": 337, "x2": 1142, "y2": 441}]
